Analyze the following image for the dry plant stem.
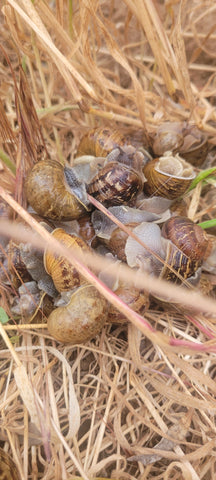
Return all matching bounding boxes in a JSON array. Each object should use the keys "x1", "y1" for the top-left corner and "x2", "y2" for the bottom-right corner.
[
  {"x1": 0, "y1": 188, "x2": 216, "y2": 351},
  {"x1": 5, "y1": 0, "x2": 97, "y2": 102}
]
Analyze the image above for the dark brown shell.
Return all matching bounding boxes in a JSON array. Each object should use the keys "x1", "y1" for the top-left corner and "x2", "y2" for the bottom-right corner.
[
  {"x1": 143, "y1": 154, "x2": 196, "y2": 199},
  {"x1": 25, "y1": 159, "x2": 87, "y2": 220},
  {"x1": 161, "y1": 240, "x2": 199, "y2": 283},
  {"x1": 161, "y1": 216, "x2": 209, "y2": 262},
  {"x1": 87, "y1": 162, "x2": 142, "y2": 206},
  {"x1": 44, "y1": 228, "x2": 91, "y2": 292},
  {"x1": 102, "y1": 223, "x2": 138, "y2": 262},
  {"x1": 76, "y1": 127, "x2": 128, "y2": 157}
]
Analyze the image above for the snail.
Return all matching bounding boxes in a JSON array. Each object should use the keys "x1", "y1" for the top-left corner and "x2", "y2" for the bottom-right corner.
[
  {"x1": 44, "y1": 228, "x2": 92, "y2": 292},
  {"x1": 76, "y1": 127, "x2": 151, "y2": 169},
  {"x1": 25, "y1": 159, "x2": 89, "y2": 220},
  {"x1": 0, "y1": 448, "x2": 21, "y2": 480},
  {"x1": 108, "y1": 282, "x2": 149, "y2": 323},
  {"x1": 124, "y1": 217, "x2": 209, "y2": 284},
  {"x1": 152, "y1": 122, "x2": 209, "y2": 166},
  {"x1": 152, "y1": 122, "x2": 184, "y2": 156},
  {"x1": 47, "y1": 284, "x2": 108, "y2": 344},
  {"x1": 76, "y1": 127, "x2": 129, "y2": 158},
  {"x1": 101, "y1": 222, "x2": 138, "y2": 262},
  {"x1": 87, "y1": 161, "x2": 143, "y2": 206},
  {"x1": 161, "y1": 216, "x2": 209, "y2": 262},
  {"x1": 143, "y1": 152, "x2": 196, "y2": 199}
]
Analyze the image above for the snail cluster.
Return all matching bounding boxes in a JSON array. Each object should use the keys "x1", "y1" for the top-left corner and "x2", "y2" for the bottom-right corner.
[{"x1": 3, "y1": 124, "x2": 216, "y2": 344}]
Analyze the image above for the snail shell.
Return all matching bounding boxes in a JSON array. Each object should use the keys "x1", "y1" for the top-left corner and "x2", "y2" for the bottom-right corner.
[
  {"x1": 160, "y1": 240, "x2": 199, "y2": 283},
  {"x1": 47, "y1": 284, "x2": 108, "y2": 343},
  {"x1": 143, "y1": 152, "x2": 196, "y2": 199},
  {"x1": 161, "y1": 216, "x2": 209, "y2": 262},
  {"x1": 153, "y1": 122, "x2": 184, "y2": 156},
  {"x1": 44, "y1": 228, "x2": 91, "y2": 292},
  {"x1": 108, "y1": 283, "x2": 149, "y2": 323},
  {"x1": 152, "y1": 122, "x2": 209, "y2": 166},
  {"x1": 102, "y1": 222, "x2": 138, "y2": 262},
  {"x1": 25, "y1": 159, "x2": 88, "y2": 220},
  {"x1": 76, "y1": 127, "x2": 128, "y2": 157},
  {"x1": 87, "y1": 161, "x2": 143, "y2": 206},
  {"x1": 0, "y1": 448, "x2": 21, "y2": 480}
]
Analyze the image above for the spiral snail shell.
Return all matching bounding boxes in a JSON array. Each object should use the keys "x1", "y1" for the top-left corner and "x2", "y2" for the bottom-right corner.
[
  {"x1": 87, "y1": 161, "x2": 143, "y2": 206},
  {"x1": 44, "y1": 228, "x2": 92, "y2": 292},
  {"x1": 161, "y1": 216, "x2": 209, "y2": 262},
  {"x1": 160, "y1": 216, "x2": 210, "y2": 282},
  {"x1": 25, "y1": 159, "x2": 88, "y2": 220},
  {"x1": 152, "y1": 122, "x2": 208, "y2": 166},
  {"x1": 47, "y1": 284, "x2": 108, "y2": 343},
  {"x1": 143, "y1": 152, "x2": 196, "y2": 199},
  {"x1": 76, "y1": 127, "x2": 128, "y2": 157}
]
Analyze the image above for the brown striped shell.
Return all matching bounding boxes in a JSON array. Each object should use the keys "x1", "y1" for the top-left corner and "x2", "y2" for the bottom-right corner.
[
  {"x1": 76, "y1": 127, "x2": 128, "y2": 157},
  {"x1": 161, "y1": 216, "x2": 209, "y2": 262},
  {"x1": 143, "y1": 153, "x2": 196, "y2": 199},
  {"x1": 160, "y1": 216, "x2": 210, "y2": 282},
  {"x1": 25, "y1": 159, "x2": 88, "y2": 220},
  {"x1": 87, "y1": 161, "x2": 143, "y2": 206},
  {"x1": 47, "y1": 284, "x2": 108, "y2": 343},
  {"x1": 44, "y1": 228, "x2": 91, "y2": 292},
  {"x1": 160, "y1": 240, "x2": 199, "y2": 283}
]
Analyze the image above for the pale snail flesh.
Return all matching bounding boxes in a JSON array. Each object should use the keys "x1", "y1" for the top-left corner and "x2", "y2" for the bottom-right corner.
[
  {"x1": 87, "y1": 161, "x2": 143, "y2": 206},
  {"x1": 25, "y1": 159, "x2": 89, "y2": 220},
  {"x1": 44, "y1": 228, "x2": 92, "y2": 292},
  {"x1": 47, "y1": 284, "x2": 108, "y2": 344},
  {"x1": 143, "y1": 152, "x2": 196, "y2": 199}
]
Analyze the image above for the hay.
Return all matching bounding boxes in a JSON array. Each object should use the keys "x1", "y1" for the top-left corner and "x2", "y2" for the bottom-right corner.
[{"x1": 0, "y1": 1, "x2": 216, "y2": 479}]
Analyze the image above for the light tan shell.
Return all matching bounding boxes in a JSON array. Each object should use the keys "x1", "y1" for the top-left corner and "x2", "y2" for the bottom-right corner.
[
  {"x1": 143, "y1": 152, "x2": 196, "y2": 199},
  {"x1": 25, "y1": 159, "x2": 87, "y2": 220},
  {"x1": 44, "y1": 228, "x2": 91, "y2": 292},
  {"x1": 47, "y1": 284, "x2": 108, "y2": 343}
]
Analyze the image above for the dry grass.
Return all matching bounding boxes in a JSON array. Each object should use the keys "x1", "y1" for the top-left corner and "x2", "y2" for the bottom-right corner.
[{"x1": 0, "y1": 1, "x2": 216, "y2": 479}]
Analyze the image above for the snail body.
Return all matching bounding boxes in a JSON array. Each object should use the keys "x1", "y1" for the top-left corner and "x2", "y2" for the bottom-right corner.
[
  {"x1": 87, "y1": 161, "x2": 143, "y2": 206},
  {"x1": 25, "y1": 159, "x2": 88, "y2": 220},
  {"x1": 143, "y1": 152, "x2": 196, "y2": 199},
  {"x1": 47, "y1": 284, "x2": 108, "y2": 343},
  {"x1": 44, "y1": 228, "x2": 91, "y2": 292}
]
